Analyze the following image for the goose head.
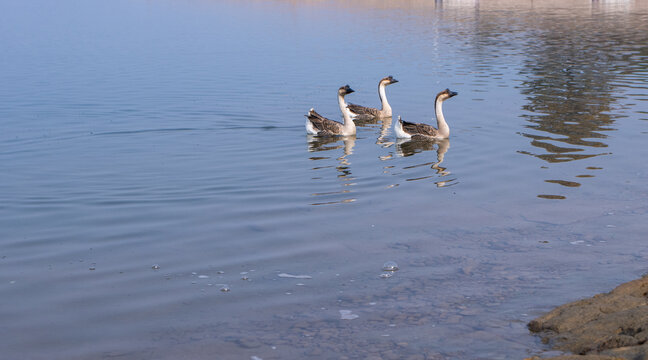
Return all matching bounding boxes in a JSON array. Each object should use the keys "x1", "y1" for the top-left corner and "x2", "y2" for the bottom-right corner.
[
  {"x1": 381, "y1": 75, "x2": 399, "y2": 86},
  {"x1": 338, "y1": 85, "x2": 355, "y2": 96},
  {"x1": 436, "y1": 88, "x2": 458, "y2": 101}
]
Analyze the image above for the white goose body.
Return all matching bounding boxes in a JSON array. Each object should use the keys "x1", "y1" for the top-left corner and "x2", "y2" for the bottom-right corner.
[
  {"x1": 395, "y1": 89, "x2": 457, "y2": 139},
  {"x1": 305, "y1": 85, "x2": 356, "y2": 136},
  {"x1": 347, "y1": 76, "x2": 398, "y2": 119}
]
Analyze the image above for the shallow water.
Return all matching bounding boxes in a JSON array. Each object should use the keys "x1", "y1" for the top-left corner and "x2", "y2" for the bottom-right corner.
[{"x1": 1, "y1": 0, "x2": 648, "y2": 359}]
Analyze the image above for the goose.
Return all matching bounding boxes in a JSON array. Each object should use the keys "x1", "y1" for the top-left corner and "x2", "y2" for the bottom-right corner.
[
  {"x1": 306, "y1": 85, "x2": 356, "y2": 136},
  {"x1": 347, "y1": 76, "x2": 398, "y2": 118},
  {"x1": 394, "y1": 89, "x2": 457, "y2": 139}
]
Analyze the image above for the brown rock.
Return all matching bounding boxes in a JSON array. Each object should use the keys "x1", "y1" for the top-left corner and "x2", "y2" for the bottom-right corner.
[{"x1": 528, "y1": 275, "x2": 648, "y2": 359}]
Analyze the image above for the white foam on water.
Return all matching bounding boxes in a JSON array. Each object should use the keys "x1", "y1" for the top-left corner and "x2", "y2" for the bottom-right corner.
[
  {"x1": 278, "y1": 273, "x2": 312, "y2": 279},
  {"x1": 339, "y1": 310, "x2": 359, "y2": 320}
]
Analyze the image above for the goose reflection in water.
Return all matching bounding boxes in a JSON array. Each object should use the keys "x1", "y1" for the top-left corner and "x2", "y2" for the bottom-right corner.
[
  {"x1": 307, "y1": 135, "x2": 356, "y2": 205},
  {"x1": 351, "y1": 114, "x2": 394, "y2": 148},
  {"x1": 376, "y1": 116, "x2": 394, "y2": 148},
  {"x1": 394, "y1": 138, "x2": 457, "y2": 187}
]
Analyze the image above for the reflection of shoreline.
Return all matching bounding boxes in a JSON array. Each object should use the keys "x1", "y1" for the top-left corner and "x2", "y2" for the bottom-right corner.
[
  {"x1": 394, "y1": 138, "x2": 457, "y2": 187},
  {"x1": 272, "y1": 0, "x2": 645, "y2": 13},
  {"x1": 510, "y1": 2, "x2": 644, "y2": 198},
  {"x1": 307, "y1": 135, "x2": 356, "y2": 205}
]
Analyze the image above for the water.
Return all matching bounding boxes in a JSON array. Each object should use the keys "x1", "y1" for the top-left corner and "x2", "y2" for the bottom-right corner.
[{"x1": 1, "y1": 0, "x2": 647, "y2": 359}]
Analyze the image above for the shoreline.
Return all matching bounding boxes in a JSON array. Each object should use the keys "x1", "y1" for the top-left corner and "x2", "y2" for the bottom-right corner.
[{"x1": 526, "y1": 275, "x2": 648, "y2": 359}]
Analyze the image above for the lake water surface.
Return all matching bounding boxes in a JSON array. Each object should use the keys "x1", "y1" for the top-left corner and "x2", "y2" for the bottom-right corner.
[{"x1": 1, "y1": 1, "x2": 648, "y2": 359}]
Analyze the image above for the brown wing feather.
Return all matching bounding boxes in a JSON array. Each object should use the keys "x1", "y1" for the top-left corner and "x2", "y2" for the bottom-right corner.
[
  {"x1": 307, "y1": 109, "x2": 327, "y2": 122},
  {"x1": 306, "y1": 109, "x2": 343, "y2": 136},
  {"x1": 347, "y1": 103, "x2": 380, "y2": 117},
  {"x1": 400, "y1": 120, "x2": 439, "y2": 138}
]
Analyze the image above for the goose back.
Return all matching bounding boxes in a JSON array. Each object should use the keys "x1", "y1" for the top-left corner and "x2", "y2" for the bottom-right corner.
[{"x1": 306, "y1": 109, "x2": 344, "y2": 136}]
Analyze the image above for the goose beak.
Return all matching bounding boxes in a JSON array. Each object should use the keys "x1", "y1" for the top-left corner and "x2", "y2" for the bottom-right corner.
[
  {"x1": 347, "y1": 87, "x2": 355, "y2": 94},
  {"x1": 391, "y1": 78, "x2": 399, "y2": 84},
  {"x1": 449, "y1": 91, "x2": 458, "y2": 97}
]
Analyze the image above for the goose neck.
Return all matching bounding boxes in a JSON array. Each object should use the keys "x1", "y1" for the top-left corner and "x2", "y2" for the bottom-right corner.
[
  {"x1": 435, "y1": 97, "x2": 450, "y2": 138},
  {"x1": 338, "y1": 93, "x2": 355, "y2": 132},
  {"x1": 338, "y1": 91, "x2": 353, "y2": 119},
  {"x1": 378, "y1": 82, "x2": 391, "y2": 114}
]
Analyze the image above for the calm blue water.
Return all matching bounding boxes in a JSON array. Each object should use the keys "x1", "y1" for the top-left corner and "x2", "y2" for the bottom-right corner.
[{"x1": 1, "y1": 1, "x2": 648, "y2": 359}]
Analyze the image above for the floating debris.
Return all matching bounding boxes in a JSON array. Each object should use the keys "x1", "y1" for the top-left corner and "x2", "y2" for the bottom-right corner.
[
  {"x1": 339, "y1": 310, "x2": 359, "y2": 320},
  {"x1": 382, "y1": 261, "x2": 399, "y2": 271},
  {"x1": 241, "y1": 276, "x2": 249, "y2": 281},
  {"x1": 251, "y1": 356, "x2": 263, "y2": 360},
  {"x1": 216, "y1": 270, "x2": 225, "y2": 274},
  {"x1": 198, "y1": 275, "x2": 209, "y2": 279},
  {"x1": 379, "y1": 273, "x2": 393, "y2": 279},
  {"x1": 220, "y1": 285, "x2": 230, "y2": 292},
  {"x1": 278, "y1": 273, "x2": 312, "y2": 279},
  {"x1": 151, "y1": 264, "x2": 160, "y2": 270},
  {"x1": 89, "y1": 263, "x2": 96, "y2": 271}
]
